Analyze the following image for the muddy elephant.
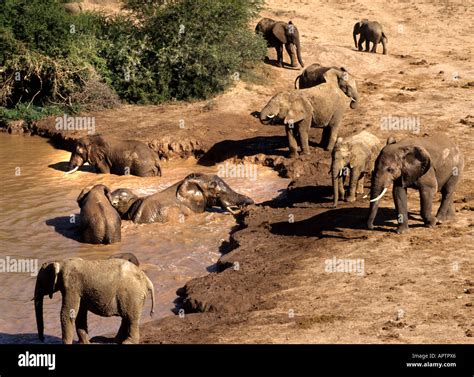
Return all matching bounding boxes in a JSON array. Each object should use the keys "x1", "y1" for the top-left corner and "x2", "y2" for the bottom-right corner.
[
  {"x1": 332, "y1": 131, "x2": 381, "y2": 207},
  {"x1": 353, "y1": 19, "x2": 387, "y2": 55},
  {"x1": 76, "y1": 184, "x2": 121, "y2": 244},
  {"x1": 294, "y1": 63, "x2": 347, "y2": 89},
  {"x1": 259, "y1": 67, "x2": 359, "y2": 155},
  {"x1": 111, "y1": 173, "x2": 254, "y2": 224},
  {"x1": 66, "y1": 135, "x2": 162, "y2": 177},
  {"x1": 255, "y1": 17, "x2": 304, "y2": 68},
  {"x1": 34, "y1": 257, "x2": 155, "y2": 344},
  {"x1": 367, "y1": 135, "x2": 464, "y2": 233}
]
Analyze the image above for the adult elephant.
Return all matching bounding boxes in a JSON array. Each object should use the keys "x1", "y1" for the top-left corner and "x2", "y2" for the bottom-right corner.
[
  {"x1": 66, "y1": 135, "x2": 162, "y2": 177},
  {"x1": 34, "y1": 257, "x2": 155, "y2": 344},
  {"x1": 76, "y1": 184, "x2": 121, "y2": 244},
  {"x1": 110, "y1": 173, "x2": 254, "y2": 224},
  {"x1": 259, "y1": 67, "x2": 359, "y2": 155},
  {"x1": 353, "y1": 19, "x2": 388, "y2": 55},
  {"x1": 255, "y1": 17, "x2": 304, "y2": 68},
  {"x1": 367, "y1": 135, "x2": 464, "y2": 234}
]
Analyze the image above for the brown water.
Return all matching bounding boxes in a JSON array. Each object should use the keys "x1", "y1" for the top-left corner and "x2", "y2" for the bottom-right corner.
[{"x1": 0, "y1": 133, "x2": 289, "y2": 344}]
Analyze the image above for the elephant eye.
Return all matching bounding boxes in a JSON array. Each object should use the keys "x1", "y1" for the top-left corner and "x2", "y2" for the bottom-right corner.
[{"x1": 387, "y1": 167, "x2": 395, "y2": 173}]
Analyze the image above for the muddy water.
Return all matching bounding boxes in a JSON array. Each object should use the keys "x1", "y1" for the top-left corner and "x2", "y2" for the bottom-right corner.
[{"x1": 0, "y1": 133, "x2": 289, "y2": 343}]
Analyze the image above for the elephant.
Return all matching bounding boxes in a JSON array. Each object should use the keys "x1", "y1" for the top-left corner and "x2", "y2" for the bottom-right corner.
[
  {"x1": 108, "y1": 253, "x2": 140, "y2": 267},
  {"x1": 255, "y1": 17, "x2": 304, "y2": 68},
  {"x1": 110, "y1": 173, "x2": 254, "y2": 224},
  {"x1": 367, "y1": 135, "x2": 464, "y2": 234},
  {"x1": 353, "y1": 19, "x2": 387, "y2": 55},
  {"x1": 259, "y1": 67, "x2": 359, "y2": 155},
  {"x1": 76, "y1": 184, "x2": 121, "y2": 244},
  {"x1": 331, "y1": 131, "x2": 381, "y2": 207},
  {"x1": 66, "y1": 135, "x2": 162, "y2": 177},
  {"x1": 294, "y1": 63, "x2": 343, "y2": 89},
  {"x1": 34, "y1": 257, "x2": 155, "y2": 344}
]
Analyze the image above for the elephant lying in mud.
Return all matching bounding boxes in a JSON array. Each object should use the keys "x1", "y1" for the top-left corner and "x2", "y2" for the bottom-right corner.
[
  {"x1": 367, "y1": 135, "x2": 464, "y2": 233},
  {"x1": 331, "y1": 131, "x2": 381, "y2": 207},
  {"x1": 353, "y1": 19, "x2": 388, "y2": 55},
  {"x1": 34, "y1": 257, "x2": 154, "y2": 344},
  {"x1": 66, "y1": 135, "x2": 161, "y2": 177},
  {"x1": 259, "y1": 67, "x2": 359, "y2": 155},
  {"x1": 77, "y1": 184, "x2": 121, "y2": 244},
  {"x1": 255, "y1": 17, "x2": 304, "y2": 68},
  {"x1": 294, "y1": 64, "x2": 351, "y2": 89},
  {"x1": 111, "y1": 173, "x2": 254, "y2": 224}
]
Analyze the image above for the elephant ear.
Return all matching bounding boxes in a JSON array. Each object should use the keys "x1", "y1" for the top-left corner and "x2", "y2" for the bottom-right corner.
[
  {"x1": 176, "y1": 179, "x2": 207, "y2": 213},
  {"x1": 76, "y1": 186, "x2": 93, "y2": 207},
  {"x1": 88, "y1": 143, "x2": 106, "y2": 165},
  {"x1": 272, "y1": 22, "x2": 288, "y2": 44},
  {"x1": 283, "y1": 95, "x2": 312, "y2": 124},
  {"x1": 401, "y1": 146, "x2": 431, "y2": 187},
  {"x1": 40, "y1": 262, "x2": 60, "y2": 299},
  {"x1": 101, "y1": 185, "x2": 113, "y2": 203},
  {"x1": 386, "y1": 137, "x2": 397, "y2": 145}
]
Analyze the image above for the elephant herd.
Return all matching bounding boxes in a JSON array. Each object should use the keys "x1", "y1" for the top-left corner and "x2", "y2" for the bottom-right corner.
[
  {"x1": 255, "y1": 17, "x2": 464, "y2": 234},
  {"x1": 35, "y1": 16, "x2": 464, "y2": 345}
]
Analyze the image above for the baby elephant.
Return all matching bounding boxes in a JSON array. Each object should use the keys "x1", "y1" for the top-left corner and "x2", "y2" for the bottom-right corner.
[
  {"x1": 34, "y1": 257, "x2": 155, "y2": 344},
  {"x1": 331, "y1": 131, "x2": 381, "y2": 207},
  {"x1": 77, "y1": 184, "x2": 121, "y2": 244},
  {"x1": 353, "y1": 19, "x2": 387, "y2": 55}
]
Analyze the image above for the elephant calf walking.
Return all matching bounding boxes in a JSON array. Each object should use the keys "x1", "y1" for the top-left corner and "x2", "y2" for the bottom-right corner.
[
  {"x1": 34, "y1": 257, "x2": 155, "y2": 344},
  {"x1": 353, "y1": 19, "x2": 388, "y2": 55},
  {"x1": 331, "y1": 131, "x2": 381, "y2": 207},
  {"x1": 367, "y1": 135, "x2": 464, "y2": 233}
]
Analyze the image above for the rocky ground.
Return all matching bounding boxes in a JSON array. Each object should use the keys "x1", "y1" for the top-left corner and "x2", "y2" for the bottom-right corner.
[{"x1": 4, "y1": 0, "x2": 473, "y2": 343}]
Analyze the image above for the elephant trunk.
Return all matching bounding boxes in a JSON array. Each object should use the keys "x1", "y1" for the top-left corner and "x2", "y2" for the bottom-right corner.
[
  {"x1": 332, "y1": 171, "x2": 340, "y2": 208},
  {"x1": 259, "y1": 104, "x2": 277, "y2": 125},
  {"x1": 367, "y1": 179, "x2": 388, "y2": 229},
  {"x1": 34, "y1": 294, "x2": 45, "y2": 342},
  {"x1": 349, "y1": 88, "x2": 360, "y2": 109},
  {"x1": 353, "y1": 31, "x2": 358, "y2": 49}
]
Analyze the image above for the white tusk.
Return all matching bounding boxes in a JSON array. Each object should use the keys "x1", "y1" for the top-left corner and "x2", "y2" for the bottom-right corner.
[
  {"x1": 370, "y1": 187, "x2": 388, "y2": 202},
  {"x1": 350, "y1": 97, "x2": 356, "y2": 102},
  {"x1": 266, "y1": 114, "x2": 275, "y2": 119},
  {"x1": 226, "y1": 206, "x2": 240, "y2": 215},
  {"x1": 64, "y1": 166, "x2": 79, "y2": 175}
]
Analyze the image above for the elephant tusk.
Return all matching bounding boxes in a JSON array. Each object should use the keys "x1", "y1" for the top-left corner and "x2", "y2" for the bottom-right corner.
[
  {"x1": 370, "y1": 187, "x2": 388, "y2": 202},
  {"x1": 266, "y1": 114, "x2": 275, "y2": 119},
  {"x1": 350, "y1": 97, "x2": 356, "y2": 102},
  {"x1": 225, "y1": 206, "x2": 240, "y2": 215},
  {"x1": 64, "y1": 166, "x2": 79, "y2": 175}
]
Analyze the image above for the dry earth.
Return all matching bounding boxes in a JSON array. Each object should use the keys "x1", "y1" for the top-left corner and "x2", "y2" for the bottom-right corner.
[{"x1": 8, "y1": 0, "x2": 473, "y2": 343}]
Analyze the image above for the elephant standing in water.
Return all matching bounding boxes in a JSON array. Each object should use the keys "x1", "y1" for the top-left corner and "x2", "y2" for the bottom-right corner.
[
  {"x1": 255, "y1": 17, "x2": 304, "y2": 68},
  {"x1": 331, "y1": 131, "x2": 381, "y2": 207},
  {"x1": 353, "y1": 19, "x2": 388, "y2": 55},
  {"x1": 367, "y1": 135, "x2": 464, "y2": 233},
  {"x1": 76, "y1": 184, "x2": 121, "y2": 244},
  {"x1": 111, "y1": 173, "x2": 254, "y2": 224},
  {"x1": 66, "y1": 135, "x2": 161, "y2": 177},
  {"x1": 260, "y1": 67, "x2": 359, "y2": 155},
  {"x1": 34, "y1": 257, "x2": 155, "y2": 344}
]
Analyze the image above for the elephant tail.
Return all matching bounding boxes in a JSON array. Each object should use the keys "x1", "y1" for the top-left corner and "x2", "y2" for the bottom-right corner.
[
  {"x1": 145, "y1": 275, "x2": 155, "y2": 317},
  {"x1": 294, "y1": 74, "x2": 301, "y2": 89},
  {"x1": 381, "y1": 31, "x2": 387, "y2": 41}
]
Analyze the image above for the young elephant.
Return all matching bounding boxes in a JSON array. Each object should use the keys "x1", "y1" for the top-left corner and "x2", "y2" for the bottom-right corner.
[
  {"x1": 77, "y1": 184, "x2": 121, "y2": 244},
  {"x1": 331, "y1": 131, "x2": 381, "y2": 207},
  {"x1": 255, "y1": 17, "x2": 304, "y2": 68},
  {"x1": 353, "y1": 19, "x2": 387, "y2": 55},
  {"x1": 367, "y1": 135, "x2": 464, "y2": 233},
  {"x1": 111, "y1": 173, "x2": 254, "y2": 224},
  {"x1": 260, "y1": 67, "x2": 359, "y2": 155},
  {"x1": 34, "y1": 257, "x2": 155, "y2": 344},
  {"x1": 294, "y1": 64, "x2": 347, "y2": 89},
  {"x1": 66, "y1": 135, "x2": 161, "y2": 177}
]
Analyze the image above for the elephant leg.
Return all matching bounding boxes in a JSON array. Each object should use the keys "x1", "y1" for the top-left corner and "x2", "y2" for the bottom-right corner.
[
  {"x1": 365, "y1": 39, "x2": 370, "y2": 52},
  {"x1": 371, "y1": 41, "x2": 378, "y2": 53},
  {"x1": 115, "y1": 317, "x2": 130, "y2": 344},
  {"x1": 60, "y1": 294, "x2": 81, "y2": 344},
  {"x1": 75, "y1": 301, "x2": 89, "y2": 344},
  {"x1": 276, "y1": 45, "x2": 283, "y2": 67},
  {"x1": 436, "y1": 179, "x2": 457, "y2": 222},
  {"x1": 326, "y1": 117, "x2": 342, "y2": 151},
  {"x1": 419, "y1": 187, "x2": 436, "y2": 227},
  {"x1": 285, "y1": 125, "x2": 298, "y2": 158},
  {"x1": 382, "y1": 38, "x2": 388, "y2": 55},
  {"x1": 122, "y1": 315, "x2": 140, "y2": 344},
  {"x1": 297, "y1": 119, "x2": 311, "y2": 155},
  {"x1": 346, "y1": 168, "x2": 361, "y2": 202},
  {"x1": 356, "y1": 175, "x2": 365, "y2": 194},
  {"x1": 285, "y1": 43, "x2": 297, "y2": 67},
  {"x1": 339, "y1": 177, "x2": 345, "y2": 200},
  {"x1": 358, "y1": 37, "x2": 364, "y2": 51},
  {"x1": 393, "y1": 185, "x2": 409, "y2": 234}
]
